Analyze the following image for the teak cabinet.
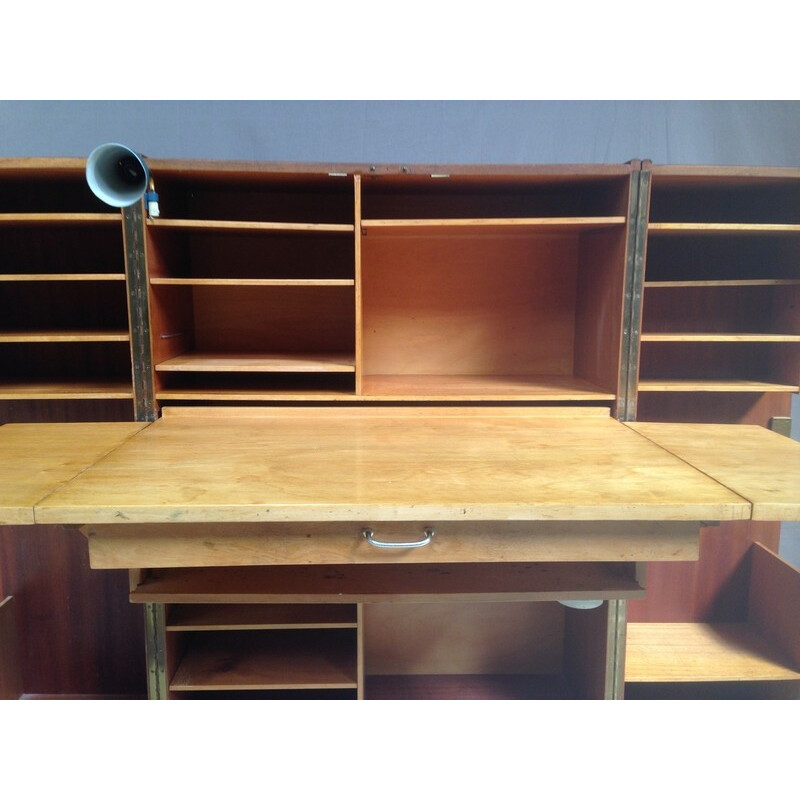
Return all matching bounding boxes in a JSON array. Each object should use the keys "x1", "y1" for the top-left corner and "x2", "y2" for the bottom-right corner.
[{"x1": 0, "y1": 158, "x2": 798, "y2": 701}]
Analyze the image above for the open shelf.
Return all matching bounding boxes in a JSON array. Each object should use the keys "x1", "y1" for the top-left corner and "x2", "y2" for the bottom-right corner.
[
  {"x1": 625, "y1": 622, "x2": 799, "y2": 683},
  {"x1": 0, "y1": 213, "x2": 121, "y2": 226},
  {"x1": 131, "y1": 563, "x2": 644, "y2": 604},
  {"x1": 637, "y1": 379, "x2": 799, "y2": 393},
  {"x1": 148, "y1": 218, "x2": 353, "y2": 234},
  {"x1": 167, "y1": 603, "x2": 357, "y2": 631},
  {"x1": 0, "y1": 273, "x2": 126, "y2": 282},
  {"x1": 361, "y1": 216, "x2": 626, "y2": 235},
  {"x1": 0, "y1": 330, "x2": 129, "y2": 343},
  {"x1": 0, "y1": 380, "x2": 134, "y2": 400},
  {"x1": 641, "y1": 332, "x2": 800, "y2": 342},
  {"x1": 169, "y1": 629, "x2": 358, "y2": 692},
  {"x1": 155, "y1": 352, "x2": 355, "y2": 373},
  {"x1": 150, "y1": 277, "x2": 354, "y2": 287}
]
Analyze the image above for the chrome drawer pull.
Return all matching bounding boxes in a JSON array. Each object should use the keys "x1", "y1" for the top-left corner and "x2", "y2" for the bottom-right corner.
[{"x1": 362, "y1": 527, "x2": 435, "y2": 549}]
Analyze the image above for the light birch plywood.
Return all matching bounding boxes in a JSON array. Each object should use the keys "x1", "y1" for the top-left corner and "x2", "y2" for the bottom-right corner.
[
  {"x1": 0, "y1": 422, "x2": 148, "y2": 524},
  {"x1": 84, "y1": 520, "x2": 700, "y2": 569},
  {"x1": 625, "y1": 622, "x2": 800, "y2": 682},
  {"x1": 35, "y1": 407, "x2": 750, "y2": 525},
  {"x1": 627, "y1": 422, "x2": 800, "y2": 521}
]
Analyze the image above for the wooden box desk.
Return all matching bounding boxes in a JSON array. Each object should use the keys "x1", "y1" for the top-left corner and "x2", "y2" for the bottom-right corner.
[{"x1": 3, "y1": 405, "x2": 799, "y2": 699}]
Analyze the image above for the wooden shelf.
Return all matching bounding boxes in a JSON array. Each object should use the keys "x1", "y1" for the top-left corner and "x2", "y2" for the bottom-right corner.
[
  {"x1": 625, "y1": 622, "x2": 800, "y2": 683},
  {"x1": 156, "y1": 388, "x2": 356, "y2": 402},
  {"x1": 360, "y1": 374, "x2": 615, "y2": 401},
  {"x1": 648, "y1": 222, "x2": 800, "y2": 235},
  {"x1": 166, "y1": 603, "x2": 357, "y2": 631},
  {"x1": 169, "y1": 630, "x2": 357, "y2": 691},
  {"x1": 0, "y1": 213, "x2": 120, "y2": 226},
  {"x1": 0, "y1": 330, "x2": 130, "y2": 343},
  {"x1": 0, "y1": 273, "x2": 126, "y2": 282},
  {"x1": 148, "y1": 218, "x2": 354, "y2": 234},
  {"x1": 644, "y1": 279, "x2": 800, "y2": 288},
  {"x1": 155, "y1": 353, "x2": 356, "y2": 373},
  {"x1": 150, "y1": 277, "x2": 354, "y2": 287},
  {"x1": 361, "y1": 216, "x2": 626, "y2": 236},
  {"x1": 0, "y1": 380, "x2": 133, "y2": 400},
  {"x1": 640, "y1": 332, "x2": 800, "y2": 343},
  {"x1": 637, "y1": 379, "x2": 800, "y2": 393}
]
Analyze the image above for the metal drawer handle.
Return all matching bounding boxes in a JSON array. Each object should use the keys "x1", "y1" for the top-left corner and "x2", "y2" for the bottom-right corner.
[{"x1": 362, "y1": 527, "x2": 435, "y2": 549}]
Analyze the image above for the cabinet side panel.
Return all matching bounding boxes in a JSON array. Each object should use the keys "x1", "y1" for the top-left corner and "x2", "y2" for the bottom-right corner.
[{"x1": 0, "y1": 524, "x2": 146, "y2": 695}]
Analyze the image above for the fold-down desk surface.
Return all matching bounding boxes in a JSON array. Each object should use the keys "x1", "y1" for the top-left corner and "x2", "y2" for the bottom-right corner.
[{"x1": 15, "y1": 406, "x2": 781, "y2": 525}]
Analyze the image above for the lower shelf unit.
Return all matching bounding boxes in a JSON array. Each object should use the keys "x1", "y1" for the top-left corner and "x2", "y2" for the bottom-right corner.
[{"x1": 136, "y1": 562, "x2": 640, "y2": 700}]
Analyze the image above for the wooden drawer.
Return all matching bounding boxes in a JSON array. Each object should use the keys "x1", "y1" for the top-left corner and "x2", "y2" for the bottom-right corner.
[{"x1": 84, "y1": 520, "x2": 700, "y2": 569}]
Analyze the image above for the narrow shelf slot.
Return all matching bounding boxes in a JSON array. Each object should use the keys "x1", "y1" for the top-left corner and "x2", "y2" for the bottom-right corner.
[
  {"x1": 169, "y1": 629, "x2": 357, "y2": 691},
  {"x1": 360, "y1": 374, "x2": 615, "y2": 401},
  {"x1": 131, "y1": 563, "x2": 644, "y2": 604}
]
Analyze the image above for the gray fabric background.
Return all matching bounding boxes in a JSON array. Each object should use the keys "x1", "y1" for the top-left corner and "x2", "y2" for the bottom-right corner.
[{"x1": 1, "y1": 99, "x2": 798, "y2": 563}]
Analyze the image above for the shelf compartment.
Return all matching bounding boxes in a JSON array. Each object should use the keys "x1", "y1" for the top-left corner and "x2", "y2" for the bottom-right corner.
[
  {"x1": 647, "y1": 171, "x2": 800, "y2": 225},
  {"x1": 360, "y1": 374, "x2": 614, "y2": 401},
  {"x1": 360, "y1": 227, "x2": 626, "y2": 402},
  {"x1": 131, "y1": 563, "x2": 644, "y2": 605},
  {"x1": 143, "y1": 166, "x2": 355, "y2": 225},
  {"x1": 155, "y1": 352, "x2": 355, "y2": 373},
  {"x1": 169, "y1": 629, "x2": 358, "y2": 692},
  {"x1": 625, "y1": 622, "x2": 799, "y2": 683},
  {"x1": 146, "y1": 226, "x2": 355, "y2": 282},
  {"x1": 166, "y1": 603, "x2": 357, "y2": 631},
  {"x1": 154, "y1": 372, "x2": 356, "y2": 402},
  {"x1": 360, "y1": 170, "x2": 633, "y2": 220}
]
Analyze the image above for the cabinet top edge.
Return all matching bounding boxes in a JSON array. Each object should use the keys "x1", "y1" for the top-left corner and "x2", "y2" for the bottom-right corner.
[{"x1": 647, "y1": 164, "x2": 800, "y2": 181}]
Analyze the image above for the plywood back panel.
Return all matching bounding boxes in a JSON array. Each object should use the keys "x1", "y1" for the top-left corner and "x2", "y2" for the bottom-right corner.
[
  {"x1": 361, "y1": 234, "x2": 578, "y2": 376},
  {"x1": 363, "y1": 601, "x2": 563, "y2": 676}
]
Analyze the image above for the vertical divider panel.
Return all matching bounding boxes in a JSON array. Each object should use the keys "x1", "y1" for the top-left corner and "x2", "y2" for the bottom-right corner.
[
  {"x1": 354, "y1": 175, "x2": 363, "y2": 395},
  {"x1": 621, "y1": 161, "x2": 651, "y2": 422},
  {"x1": 356, "y1": 602, "x2": 365, "y2": 699},
  {"x1": 123, "y1": 202, "x2": 157, "y2": 421}
]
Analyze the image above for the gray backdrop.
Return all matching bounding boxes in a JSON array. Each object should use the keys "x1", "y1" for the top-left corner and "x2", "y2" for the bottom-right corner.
[{"x1": 1, "y1": 99, "x2": 798, "y2": 563}]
